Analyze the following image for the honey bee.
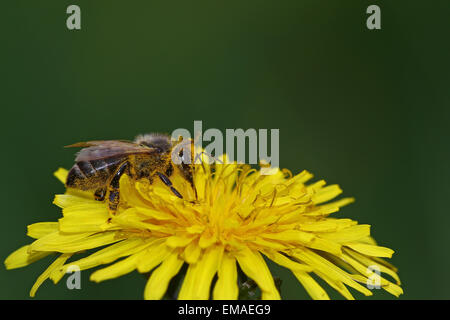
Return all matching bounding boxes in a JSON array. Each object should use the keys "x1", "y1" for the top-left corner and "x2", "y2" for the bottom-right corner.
[{"x1": 65, "y1": 133, "x2": 194, "y2": 214}]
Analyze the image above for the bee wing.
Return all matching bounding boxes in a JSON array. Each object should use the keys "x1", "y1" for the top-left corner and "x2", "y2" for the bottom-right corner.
[{"x1": 65, "y1": 140, "x2": 158, "y2": 162}]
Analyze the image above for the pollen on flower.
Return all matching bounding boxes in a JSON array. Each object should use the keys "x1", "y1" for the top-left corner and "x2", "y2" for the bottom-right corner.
[{"x1": 4, "y1": 156, "x2": 403, "y2": 300}]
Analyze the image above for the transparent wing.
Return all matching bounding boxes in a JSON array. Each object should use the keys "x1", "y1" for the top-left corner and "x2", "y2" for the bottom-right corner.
[{"x1": 65, "y1": 140, "x2": 157, "y2": 161}]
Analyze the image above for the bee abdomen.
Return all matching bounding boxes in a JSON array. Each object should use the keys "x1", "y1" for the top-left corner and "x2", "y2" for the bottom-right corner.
[
  {"x1": 77, "y1": 161, "x2": 97, "y2": 177},
  {"x1": 66, "y1": 163, "x2": 89, "y2": 189},
  {"x1": 66, "y1": 157, "x2": 122, "y2": 190}
]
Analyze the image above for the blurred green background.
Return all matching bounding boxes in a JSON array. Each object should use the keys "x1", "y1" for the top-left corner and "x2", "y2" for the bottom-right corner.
[{"x1": 1, "y1": 1, "x2": 449, "y2": 299}]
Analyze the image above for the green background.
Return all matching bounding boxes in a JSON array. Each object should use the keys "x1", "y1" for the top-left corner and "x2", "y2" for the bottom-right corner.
[{"x1": 1, "y1": 1, "x2": 449, "y2": 300}]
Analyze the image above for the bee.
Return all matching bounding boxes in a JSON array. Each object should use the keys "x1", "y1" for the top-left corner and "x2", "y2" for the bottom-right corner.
[{"x1": 65, "y1": 133, "x2": 194, "y2": 214}]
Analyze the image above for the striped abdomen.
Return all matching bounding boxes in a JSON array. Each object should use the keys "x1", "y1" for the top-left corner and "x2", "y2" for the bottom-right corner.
[{"x1": 66, "y1": 156, "x2": 124, "y2": 190}]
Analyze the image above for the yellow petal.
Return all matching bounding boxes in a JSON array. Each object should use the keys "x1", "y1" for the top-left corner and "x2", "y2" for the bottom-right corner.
[
  {"x1": 292, "y1": 271, "x2": 330, "y2": 300},
  {"x1": 30, "y1": 253, "x2": 72, "y2": 297},
  {"x1": 343, "y1": 248, "x2": 401, "y2": 285},
  {"x1": 314, "y1": 270, "x2": 355, "y2": 300},
  {"x1": 53, "y1": 238, "x2": 152, "y2": 280},
  {"x1": 311, "y1": 185, "x2": 342, "y2": 204},
  {"x1": 359, "y1": 235, "x2": 378, "y2": 246},
  {"x1": 61, "y1": 203, "x2": 107, "y2": 217},
  {"x1": 27, "y1": 222, "x2": 59, "y2": 239},
  {"x1": 213, "y1": 252, "x2": 238, "y2": 300},
  {"x1": 186, "y1": 225, "x2": 205, "y2": 234},
  {"x1": 53, "y1": 194, "x2": 98, "y2": 209},
  {"x1": 144, "y1": 252, "x2": 184, "y2": 300},
  {"x1": 345, "y1": 243, "x2": 394, "y2": 258},
  {"x1": 166, "y1": 235, "x2": 194, "y2": 248},
  {"x1": 308, "y1": 237, "x2": 342, "y2": 255},
  {"x1": 293, "y1": 249, "x2": 373, "y2": 297},
  {"x1": 58, "y1": 206, "x2": 111, "y2": 233},
  {"x1": 319, "y1": 225, "x2": 371, "y2": 243},
  {"x1": 263, "y1": 250, "x2": 312, "y2": 272},
  {"x1": 184, "y1": 241, "x2": 202, "y2": 264},
  {"x1": 383, "y1": 282, "x2": 404, "y2": 297},
  {"x1": 289, "y1": 170, "x2": 313, "y2": 185},
  {"x1": 178, "y1": 246, "x2": 223, "y2": 300},
  {"x1": 4, "y1": 245, "x2": 52, "y2": 270},
  {"x1": 262, "y1": 230, "x2": 315, "y2": 244},
  {"x1": 318, "y1": 197, "x2": 355, "y2": 212},
  {"x1": 136, "y1": 242, "x2": 172, "y2": 273},
  {"x1": 111, "y1": 208, "x2": 171, "y2": 233},
  {"x1": 30, "y1": 231, "x2": 124, "y2": 253},
  {"x1": 251, "y1": 237, "x2": 290, "y2": 251},
  {"x1": 136, "y1": 207, "x2": 175, "y2": 220},
  {"x1": 235, "y1": 247, "x2": 281, "y2": 300},
  {"x1": 198, "y1": 232, "x2": 217, "y2": 248},
  {"x1": 340, "y1": 251, "x2": 403, "y2": 297},
  {"x1": 54, "y1": 168, "x2": 68, "y2": 184},
  {"x1": 299, "y1": 218, "x2": 355, "y2": 232},
  {"x1": 306, "y1": 180, "x2": 326, "y2": 192},
  {"x1": 118, "y1": 175, "x2": 153, "y2": 208},
  {"x1": 90, "y1": 251, "x2": 145, "y2": 283}
]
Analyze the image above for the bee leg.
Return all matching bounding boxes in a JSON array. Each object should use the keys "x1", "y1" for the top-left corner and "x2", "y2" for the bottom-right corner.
[
  {"x1": 94, "y1": 187, "x2": 106, "y2": 201},
  {"x1": 156, "y1": 172, "x2": 183, "y2": 199},
  {"x1": 166, "y1": 164, "x2": 193, "y2": 199},
  {"x1": 108, "y1": 161, "x2": 130, "y2": 215},
  {"x1": 176, "y1": 163, "x2": 197, "y2": 200},
  {"x1": 165, "y1": 164, "x2": 174, "y2": 177}
]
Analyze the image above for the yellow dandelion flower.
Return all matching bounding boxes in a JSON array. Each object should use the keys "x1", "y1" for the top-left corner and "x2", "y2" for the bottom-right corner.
[{"x1": 4, "y1": 157, "x2": 403, "y2": 300}]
